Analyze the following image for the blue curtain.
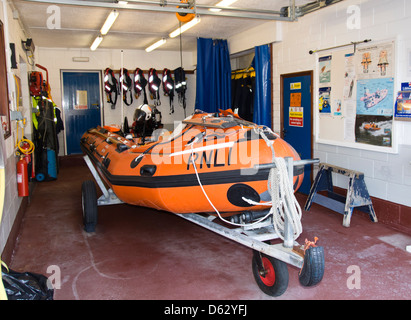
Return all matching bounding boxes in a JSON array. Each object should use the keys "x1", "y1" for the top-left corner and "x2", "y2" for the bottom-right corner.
[
  {"x1": 195, "y1": 38, "x2": 231, "y2": 113},
  {"x1": 253, "y1": 44, "x2": 272, "y2": 128}
]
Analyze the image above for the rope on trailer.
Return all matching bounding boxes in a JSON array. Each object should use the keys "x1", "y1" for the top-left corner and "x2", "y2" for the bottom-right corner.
[{"x1": 254, "y1": 127, "x2": 303, "y2": 241}]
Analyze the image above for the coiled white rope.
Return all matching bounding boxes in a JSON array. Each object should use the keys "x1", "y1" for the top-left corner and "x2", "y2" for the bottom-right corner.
[{"x1": 256, "y1": 127, "x2": 303, "y2": 241}]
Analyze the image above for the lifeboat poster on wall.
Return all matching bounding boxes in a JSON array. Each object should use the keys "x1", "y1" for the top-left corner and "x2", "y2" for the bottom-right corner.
[
  {"x1": 355, "y1": 115, "x2": 393, "y2": 147},
  {"x1": 353, "y1": 41, "x2": 395, "y2": 148},
  {"x1": 356, "y1": 78, "x2": 394, "y2": 116},
  {"x1": 355, "y1": 78, "x2": 394, "y2": 148}
]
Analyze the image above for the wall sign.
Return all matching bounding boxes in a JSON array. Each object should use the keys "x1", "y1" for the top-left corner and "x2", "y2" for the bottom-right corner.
[
  {"x1": 290, "y1": 82, "x2": 301, "y2": 90},
  {"x1": 289, "y1": 107, "x2": 304, "y2": 127}
]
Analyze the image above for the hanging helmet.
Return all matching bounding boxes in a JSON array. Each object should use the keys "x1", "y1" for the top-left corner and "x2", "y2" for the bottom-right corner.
[
  {"x1": 120, "y1": 68, "x2": 133, "y2": 106},
  {"x1": 138, "y1": 104, "x2": 152, "y2": 121},
  {"x1": 104, "y1": 68, "x2": 118, "y2": 108}
]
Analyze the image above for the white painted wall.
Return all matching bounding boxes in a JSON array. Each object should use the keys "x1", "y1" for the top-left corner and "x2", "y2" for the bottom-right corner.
[{"x1": 0, "y1": 0, "x2": 33, "y2": 253}]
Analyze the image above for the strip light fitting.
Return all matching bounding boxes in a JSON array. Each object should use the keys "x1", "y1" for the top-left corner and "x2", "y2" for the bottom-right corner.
[
  {"x1": 169, "y1": 15, "x2": 201, "y2": 38},
  {"x1": 145, "y1": 38, "x2": 166, "y2": 52},
  {"x1": 100, "y1": 10, "x2": 119, "y2": 35},
  {"x1": 90, "y1": 35, "x2": 103, "y2": 51}
]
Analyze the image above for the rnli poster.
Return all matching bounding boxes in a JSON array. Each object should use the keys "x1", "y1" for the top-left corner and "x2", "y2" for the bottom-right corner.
[
  {"x1": 356, "y1": 41, "x2": 394, "y2": 80},
  {"x1": 355, "y1": 115, "x2": 392, "y2": 147},
  {"x1": 319, "y1": 56, "x2": 332, "y2": 84},
  {"x1": 395, "y1": 83, "x2": 411, "y2": 120},
  {"x1": 319, "y1": 87, "x2": 331, "y2": 114},
  {"x1": 355, "y1": 77, "x2": 394, "y2": 147},
  {"x1": 356, "y1": 78, "x2": 394, "y2": 116},
  {"x1": 354, "y1": 41, "x2": 395, "y2": 148}
]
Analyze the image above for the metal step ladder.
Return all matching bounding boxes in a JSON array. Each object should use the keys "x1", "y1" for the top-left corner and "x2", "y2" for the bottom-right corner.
[{"x1": 304, "y1": 163, "x2": 378, "y2": 227}]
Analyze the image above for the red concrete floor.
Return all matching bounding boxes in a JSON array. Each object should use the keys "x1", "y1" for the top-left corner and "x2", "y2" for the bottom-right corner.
[{"x1": 8, "y1": 157, "x2": 411, "y2": 300}]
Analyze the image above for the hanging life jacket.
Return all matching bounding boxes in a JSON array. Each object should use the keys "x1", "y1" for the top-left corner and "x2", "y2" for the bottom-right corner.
[
  {"x1": 174, "y1": 67, "x2": 187, "y2": 116},
  {"x1": 134, "y1": 68, "x2": 148, "y2": 105},
  {"x1": 104, "y1": 68, "x2": 118, "y2": 109},
  {"x1": 162, "y1": 68, "x2": 175, "y2": 114},
  {"x1": 148, "y1": 68, "x2": 161, "y2": 106},
  {"x1": 120, "y1": 68, "x2": 133, "y2": 106}
]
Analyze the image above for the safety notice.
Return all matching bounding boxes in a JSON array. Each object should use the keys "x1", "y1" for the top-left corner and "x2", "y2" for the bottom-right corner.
[{"x1": 289, "y1": 107, "x2": 304, "y2": 127}]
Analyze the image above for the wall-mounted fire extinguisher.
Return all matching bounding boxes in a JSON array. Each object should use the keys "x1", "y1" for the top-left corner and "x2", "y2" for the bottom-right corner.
[{"x1": 17, "y1": 156, "x2": 29, "y2": 197}]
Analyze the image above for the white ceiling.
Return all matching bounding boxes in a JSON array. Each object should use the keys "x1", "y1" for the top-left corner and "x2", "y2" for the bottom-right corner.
[{"x1": 11, "y1": 0, "x2": 333, "y2": 52}]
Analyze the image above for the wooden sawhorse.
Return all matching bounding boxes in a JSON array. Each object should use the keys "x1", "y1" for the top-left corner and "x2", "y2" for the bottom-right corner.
[{"x1": 304, "y1": 163, "x2": 378, "y2": 227}]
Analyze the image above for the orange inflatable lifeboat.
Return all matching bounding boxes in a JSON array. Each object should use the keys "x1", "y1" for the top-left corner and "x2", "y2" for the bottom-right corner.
[
  {"x1": 364, "y1": 123, "x2": 381, "y2": 131},
  {"x1": 80, "y1": 110, "x2": 303, "y2": 216}
]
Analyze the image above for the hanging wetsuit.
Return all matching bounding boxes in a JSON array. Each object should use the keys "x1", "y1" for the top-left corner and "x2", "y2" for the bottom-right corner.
[
  {"x1": 120, "y1": 68, "x2": 133, "y2": 106},
  {"x1": 104, "y1": 68, "x2": 118, "y2": 109},
  {"x1": 162, "y1": 68, "x2": 175, "y2": 114},
  {"x1": 231, "y1": 69, "x2": 255, "y2": 122},
  {"x1": 134, "y1": 68, "x2": 148, "y2": 105}
]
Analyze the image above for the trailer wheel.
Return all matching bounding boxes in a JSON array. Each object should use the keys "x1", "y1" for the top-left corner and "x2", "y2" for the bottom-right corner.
[
  {"x1": 252, "y1": 251, "x2": 289, "y2": 297},
  {"x1": 81, "y1": 180, "x2": 98, "y2": 233},
  {"x1": 299, "y1": 246, "x2": 325, "y2": 287}
]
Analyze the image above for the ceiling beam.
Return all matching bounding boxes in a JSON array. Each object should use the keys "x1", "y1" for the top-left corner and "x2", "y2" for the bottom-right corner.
[{"x1": 22, "y1": 0, "x2": 296, "y2": 21}]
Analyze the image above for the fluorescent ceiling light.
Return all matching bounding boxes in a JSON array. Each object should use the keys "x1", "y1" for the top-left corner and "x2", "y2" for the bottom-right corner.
[
  {"x1": 72, "y1": 57, "x2": 90, "y2": 62},
  {"x1": 169, "y1": 16, "x2": 201, "y2": 38},
  {"x1": 100, "y1": 10, "x2": 119, "y2": 35},
  {"x1": 145, "y1": 38, "x2": 166, "y2": 52},
  {"x1": 209, "y1": 0, "x2": 238, "y2": 12},
  {"x1": 90, "y1": 35, "x2": 103, "y2": 51}
]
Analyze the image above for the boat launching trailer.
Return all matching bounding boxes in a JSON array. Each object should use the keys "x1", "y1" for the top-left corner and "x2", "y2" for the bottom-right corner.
[{"x1": 82, "y1": 155, "x2": 324, "y2": 297}]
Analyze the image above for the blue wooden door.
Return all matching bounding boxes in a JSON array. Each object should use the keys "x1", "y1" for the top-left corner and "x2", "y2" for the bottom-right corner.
[
  {"x1": 282, "y1": 73, "x2": 313, "y2": 195},
  {"x1": 62, "y1": 71, "x2": 102, "y2": 154}
]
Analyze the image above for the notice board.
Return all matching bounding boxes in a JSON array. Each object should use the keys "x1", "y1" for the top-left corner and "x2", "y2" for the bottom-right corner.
[{"x1": 315, "y1": 39, "x2": 398, "y2": 153}]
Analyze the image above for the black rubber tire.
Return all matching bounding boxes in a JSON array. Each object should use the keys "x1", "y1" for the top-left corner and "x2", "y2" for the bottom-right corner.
[
  {"x1": 299, "y1": 246, "x2": 325, "y2": 287},
  {"x1": 81, "y1": 180, "x2": 98, "y2": 233},
  {"x1": 252, "y1": 251, "x2": 289, "y2": 297}
]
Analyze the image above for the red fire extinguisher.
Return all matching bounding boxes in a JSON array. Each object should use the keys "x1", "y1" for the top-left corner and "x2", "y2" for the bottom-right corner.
[{"x1": 17, "y1": 156, "x2": 29, "y2": 197}]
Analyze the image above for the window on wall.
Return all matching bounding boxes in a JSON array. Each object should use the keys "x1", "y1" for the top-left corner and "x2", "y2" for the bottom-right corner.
[{"x1": 0, "y1": 20, "x2": 10, "y2": 138}]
